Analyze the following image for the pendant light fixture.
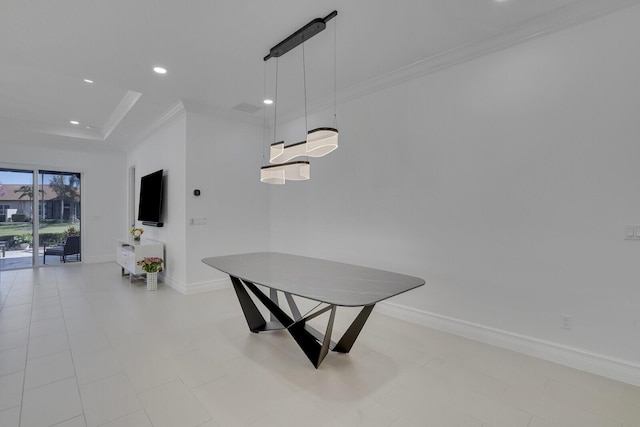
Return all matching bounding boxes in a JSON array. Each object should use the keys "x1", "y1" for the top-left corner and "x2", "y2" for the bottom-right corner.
[{"x1": 260, "y1": 10, "x2": 338, "y2": 184}]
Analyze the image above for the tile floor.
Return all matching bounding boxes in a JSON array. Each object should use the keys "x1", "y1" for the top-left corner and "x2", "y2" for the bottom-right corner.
[{"x1": 0, "y1": 263, "x2": 639, "y2": 427}]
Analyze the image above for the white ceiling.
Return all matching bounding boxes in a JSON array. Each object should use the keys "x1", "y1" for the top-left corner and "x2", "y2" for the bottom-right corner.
[{"x1": 1, "y1": 0, "x2": 638, "y2": 151}]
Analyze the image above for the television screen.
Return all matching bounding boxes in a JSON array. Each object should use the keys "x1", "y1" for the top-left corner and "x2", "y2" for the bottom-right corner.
[{"x1": 138, "y1": 169, "x2": 164, "y2": 226}]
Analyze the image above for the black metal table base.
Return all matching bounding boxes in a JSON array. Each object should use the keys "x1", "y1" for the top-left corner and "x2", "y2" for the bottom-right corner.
[{"x1": 229, "y1": 276, "x2": 374, "y2": 368}]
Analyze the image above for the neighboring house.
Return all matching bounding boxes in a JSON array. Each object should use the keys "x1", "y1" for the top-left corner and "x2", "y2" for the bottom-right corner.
[{"x1": 0, "y1": 184, "x2": 80, "y2": 222}]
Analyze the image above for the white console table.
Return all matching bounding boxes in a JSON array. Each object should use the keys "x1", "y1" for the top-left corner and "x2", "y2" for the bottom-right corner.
[{"x1": 116, "y1": 238, "x2": 164, "y2": 276}]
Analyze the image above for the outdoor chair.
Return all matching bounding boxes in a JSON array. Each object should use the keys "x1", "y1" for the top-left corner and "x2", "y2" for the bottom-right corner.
[{"x1": 43, "y1": 235, "x2": 80, "y2": 264}]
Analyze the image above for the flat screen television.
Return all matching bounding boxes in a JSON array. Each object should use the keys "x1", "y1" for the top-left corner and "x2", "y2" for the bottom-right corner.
[{"x1": 138, "y1": 169, "x2": 164, "y2": 227}]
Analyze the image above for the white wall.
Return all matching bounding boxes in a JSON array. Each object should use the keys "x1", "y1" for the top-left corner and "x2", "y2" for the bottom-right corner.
[
  {"x1": 185, "y1": 111, "x2": 269, "y2": 292},
  {"x1": 127, "y1": 110, "x2": 188, "y2": 290},
  {"x1": 0, "y1": 142, "x2": 126, "y2": 263},
  {"x1": 270, "y1": 5, "x2": 640, "y2": 373},
  {"x1": 126, "y1": 106, "x2": 270, "y2": 294}
]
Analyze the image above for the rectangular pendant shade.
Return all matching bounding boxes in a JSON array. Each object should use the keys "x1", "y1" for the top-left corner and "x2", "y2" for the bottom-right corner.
[
  {"x1": 260, "y1": 161, "x2": 310, "y2": 184},
  {"x1": 269, "y1": 141, "x2": 306, "y2": 164},
  {"x1": 269, "y1": 128, "x2": 338, "y2": 164},
  {"x1": 306, "y1": 127, "x2": 338, "y2": 157}
]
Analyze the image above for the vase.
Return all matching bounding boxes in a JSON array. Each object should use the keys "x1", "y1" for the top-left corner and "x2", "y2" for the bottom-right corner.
[
  {"x1": 133, "y1": 236, "x2": 140, "y2": 241},
  {"x1": 146, "y1": 271, "x2": 158, "y2": 291}
]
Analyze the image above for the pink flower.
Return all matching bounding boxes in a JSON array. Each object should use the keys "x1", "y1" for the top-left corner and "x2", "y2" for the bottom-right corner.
[{"x1": 137, "y1": 257, "x2": 164, "y2": 273}]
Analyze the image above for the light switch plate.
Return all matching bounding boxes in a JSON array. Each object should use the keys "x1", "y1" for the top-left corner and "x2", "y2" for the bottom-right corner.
[{"x1": 190, "y1": 217, "x2": 207, "y2": 226}]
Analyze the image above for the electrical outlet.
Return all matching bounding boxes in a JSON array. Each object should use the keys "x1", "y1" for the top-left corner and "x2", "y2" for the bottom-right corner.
[
  {"x1": 625, "y1": 225, "x2": 640, "y2": 240},
  {"x1": 561, "y1": 314, "x2": 572, "y2": 330}
]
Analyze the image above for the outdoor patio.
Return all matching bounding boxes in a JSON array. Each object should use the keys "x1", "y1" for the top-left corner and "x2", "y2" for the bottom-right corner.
[{"x1": 0, "y1": 246, "x2": 77, "y2": 270}]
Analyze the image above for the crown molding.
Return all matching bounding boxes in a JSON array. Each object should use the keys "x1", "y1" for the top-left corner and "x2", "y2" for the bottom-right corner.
[
  {"x1": 278, "y1": 0, "x2": 640, "y2": 123},
  {"x1": 132, "y1": 100, "x2": 187, "y2": 146},
  {"x1": 338, "y1": 0, "x2": 640, "y2": 106},
  {"x1": 102, "y1": 90, "x2": 142, "y2": 141}
]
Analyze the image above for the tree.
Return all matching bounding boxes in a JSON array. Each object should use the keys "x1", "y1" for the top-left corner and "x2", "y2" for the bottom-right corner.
[
  {"x1": 50, "y1": 175, "x2": 79, "y2": 221},
  {"x1": 14, "y1": 185, "x2": 45, "y2": 216}
]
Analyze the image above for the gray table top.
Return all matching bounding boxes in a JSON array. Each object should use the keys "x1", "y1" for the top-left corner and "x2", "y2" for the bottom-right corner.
[{"x1": 202, "y1": 252, "x2": 425, "y2": 307}]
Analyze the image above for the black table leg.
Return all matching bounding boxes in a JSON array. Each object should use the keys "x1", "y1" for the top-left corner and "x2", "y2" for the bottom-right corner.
[
  {"x1": 332, "y1": 304, "x2": 375, "y2": 353},
  {"x1": 230, "y1": 276, "x2": 266, "y2": 332},
  {"x1": 228, "y1": 275, "x2": 375, "y2": 368}
]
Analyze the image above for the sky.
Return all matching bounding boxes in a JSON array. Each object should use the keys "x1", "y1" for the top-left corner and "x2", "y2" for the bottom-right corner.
[{"x1": 0, "y1": 171, "x2": 78, "y2": 185}]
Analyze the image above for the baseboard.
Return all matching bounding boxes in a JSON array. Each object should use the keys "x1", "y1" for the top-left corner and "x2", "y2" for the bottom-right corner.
[
  {"x1": 83, "y1": 255, "x2": 115, "y2": 264},
  {"x1": 376, "y1": 301, "x2": 640, "y2": 387},
  {"x1": 159, "y1": 274, "x2": 229, "y2": 295},
  {"x1": 182, "y1": 278, "x2": 230, "y2": 295}
]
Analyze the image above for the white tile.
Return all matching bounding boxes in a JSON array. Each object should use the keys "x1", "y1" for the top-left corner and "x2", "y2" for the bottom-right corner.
[
  {"x1": 53, "y1": 415, "x2": 87, "y2": 426},
  {"x1": 30, "y1": 304, "x2": 63, "y2": 322},
  {"x1": 622, "y1": 384, "x2": 640, "y2": 406},
  {"x1": 5, "y1": 263, "x2": 640, "y2": 427},
  {"x1": 73, "y1": 348, "x2": 123, "y2": 385},
  {"x1": 79, "y1": 373, "x2": 142, "y2": 427},
  {"x1": 544, "y1": 378, "x2": 633, "y2": 424},
  {"x1": 0, "y1": 312, "x2": 30, "y2": 333},
  {"x1": 452, "y1": 388, "x2": 532, "y2": 427},
  {"x1": 32, "y1": 295, "x2": 61, "y2": 309},
  {"x1": 65, "y1": 316, "x2": 102, "y2": 336},
  {"x1": 161, "y1": 334, "x2": 243, "y2": 386},
  {"x1": 100, "y1": 410, "x2": 152, "y2": 427},
  {"x1": 0, "y1": 371, "x2": 24, "y2": 412},
  {"x1": 24, "y1": 350, "x2": 75, "y2": 390},
  {"x1": 0, "y1": 327, "x2": 29, "y2": 352},
  {"x1": 29, "y1": 317, "x2": 67, "y2": 338},
  {"x1": 0, "y1": 302, "x2": 32, "y2": 319},
  {"x1": 528, "y1": 416, "x2": 558, "y2": 427},
  {"x1": 68, "y1": 330, "x2": 111, "y2": 356},
  {"x1": 0, "y1": 406, "x2": 20, "y2": 427},
  {"x1": 389, "y1": 417, "x2": 423, "y2": 427},
  {"x1": 62, "y1": 304, "x2": 94, "y2": 319},
  {"x1": 6, "y1": 286, "x2": 32, "y2": 297},
  {"x1": 32, "y1": 288, "x2": 60, "y2": 300},
  {"x1": 27, "y1": 331, "x2": 69, "y2": 359},
  {"x1": 2, "y1": 293, "x2": 32, "y2": 307},
  {"x1": 21, "y1": 377, "x2": 83, "y2": 427},
  {"x1": 192, "y1": 360, "x2": 295, "y2": 426},
  {"x1": 109, "y1": 333, "x2": 163, "y2": 364},
  {"x1": 0, "y1": 346, "x2": 27, "y2": 376},
  {"x1": 139, "y1": 380, "x2": 211, "y2": 427},
  {"x1": 121, "y1": 353, "x2": 178, "y2": 393},
  {"x1": 319, "y1": 398, "x2": 399, "y2": 427}
]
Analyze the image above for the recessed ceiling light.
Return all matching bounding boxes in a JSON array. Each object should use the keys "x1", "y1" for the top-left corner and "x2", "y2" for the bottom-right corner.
[
  {"x1": 263, "y1": 99, "x2": 274, "y2": 105},
  {"x1": 70, "y1": 120, "x2": 80, "y2": 125},
  {"x1": 83, "y1": 78, "x2": 94, "y2": 84},
  {"x1": 153, "y1": 66, "x2": 167, "y2": 74},
  {"x1": 86, "y1": 125, "x2": 95, "y2": 130}
]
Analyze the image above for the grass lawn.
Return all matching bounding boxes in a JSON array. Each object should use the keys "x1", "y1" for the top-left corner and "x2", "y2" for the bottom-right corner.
[{"x1": 0, "y1": 222, "x2": 80, "y2": 238}]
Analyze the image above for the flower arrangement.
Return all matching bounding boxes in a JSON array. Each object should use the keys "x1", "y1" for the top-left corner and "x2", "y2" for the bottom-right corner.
[
  {"x1": 137, "y1": 257, "x2": 163, "y2": 273},
  {"x1": 129, "y1": 227, "x2": 143, "y2": 240}
]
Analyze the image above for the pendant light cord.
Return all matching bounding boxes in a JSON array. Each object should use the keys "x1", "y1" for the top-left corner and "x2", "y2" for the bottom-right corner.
[
  {"x1": 333, "y1": 16, "x2": 338, "y2": 128},
  {"x1": 302, "y1": 39, "x2": 309, "y2": 162},
  {"x1": 273, "y1": 58, "x2": 279, "y2": 145},
  {"x1": 302, "y1": 40, "x2": 308, "y2": 136},
  {"x1": 262, "y1": 62, "x2": 267, "y2": 165}
]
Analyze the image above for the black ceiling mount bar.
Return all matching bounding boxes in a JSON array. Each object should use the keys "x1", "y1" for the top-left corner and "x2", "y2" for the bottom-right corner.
[{"x1": 264, "y1": 10, "x2": 338, "y2": 61}]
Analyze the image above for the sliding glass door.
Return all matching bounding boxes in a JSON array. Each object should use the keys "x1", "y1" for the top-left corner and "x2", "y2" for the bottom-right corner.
[
  {"x1": 0, "y1": 167, "x2": 81, "y2": 271},
  {"x1": 0, "y1": 168, "x2": 35, "y2": 269}
]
